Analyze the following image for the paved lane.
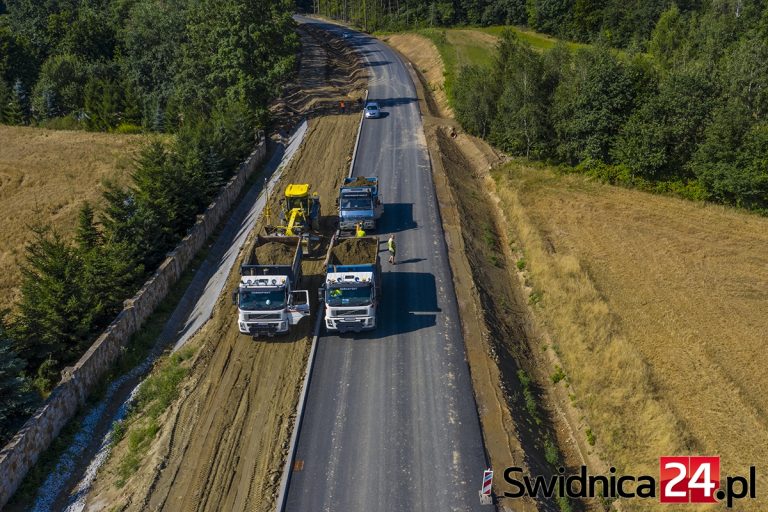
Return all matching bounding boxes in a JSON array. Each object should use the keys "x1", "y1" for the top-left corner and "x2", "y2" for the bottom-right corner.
[{"x1": 286, "y1": 18, "x2": 488, "y2": 511}]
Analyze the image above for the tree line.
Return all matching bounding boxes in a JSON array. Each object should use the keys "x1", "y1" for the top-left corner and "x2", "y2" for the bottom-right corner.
[
  {"x1": 299, "y1": 0, "x2": 706, "y2": 46},
  {"x1": 454, "y1": 3, "x2": 768, "y2": 211},
  {"x1": 0, "y1": 0, "x2": 297, "y2": 446}
]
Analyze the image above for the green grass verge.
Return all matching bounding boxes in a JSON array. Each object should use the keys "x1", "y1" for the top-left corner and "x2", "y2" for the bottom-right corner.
[
  {"x1": 112, "y1": 344, "x2": 196, "y2": 487},
  {"x1": 416, "y1": 25, "x2": 579, "y2": 103},
  {"x1": 416, "y1": 29, "x2": 458, "y2": 100},
  {"x1": 478, "y1": 25, "x2": 585, "y2": 52}
]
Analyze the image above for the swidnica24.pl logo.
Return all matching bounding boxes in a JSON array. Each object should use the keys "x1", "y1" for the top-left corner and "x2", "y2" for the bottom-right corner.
[{"x1": 502, "y1": 456, "x2": 756, "y2": 508}]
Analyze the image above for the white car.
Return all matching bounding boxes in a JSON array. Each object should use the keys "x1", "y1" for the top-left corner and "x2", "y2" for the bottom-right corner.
[{"x1": 364, "y1": 102, "x2": 381, "y2": 119}]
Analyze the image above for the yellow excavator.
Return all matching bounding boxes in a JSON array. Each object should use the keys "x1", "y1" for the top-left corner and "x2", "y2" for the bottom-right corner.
[{"x1": 265, "y1": 183, "x2": 321, "y2": 237}]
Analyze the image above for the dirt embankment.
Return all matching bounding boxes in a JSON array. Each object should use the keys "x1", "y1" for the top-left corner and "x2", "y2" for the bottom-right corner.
[
  {"x1": 390, "y1": 34, "x2": 606, "y2": 511},
  {"x1": 84, "y1": 26, "x2": 367, "y2": 512},
  {"x1": 271, "y1": 23, "x2": 368, "y2": 133},
  {"x1": 383, "y1": 34, "x2": 453, "y2": 118},
  {"x1": 0, "y1": 126, "x2": 145, "y2": 310},
  {"x1": 393, "y1": 30, "x2": 768, "y2": 512}
]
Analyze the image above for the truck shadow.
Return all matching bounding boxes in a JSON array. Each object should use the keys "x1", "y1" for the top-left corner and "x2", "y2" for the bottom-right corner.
[
  {"x1": 380, "y1": 203, "x2": 416, "y2": 234},
  {"x1": 347, "y1": 271, "x2": 440, "y2": 339}
]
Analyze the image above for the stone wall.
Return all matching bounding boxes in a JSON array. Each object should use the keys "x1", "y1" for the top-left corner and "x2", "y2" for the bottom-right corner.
[{"x1": 0, "y1": 138, "x2": 268, "y2": 509}]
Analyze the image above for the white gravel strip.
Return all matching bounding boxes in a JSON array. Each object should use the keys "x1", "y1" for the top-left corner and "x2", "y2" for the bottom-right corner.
[{"x1": 29, "y1": 121, "x2": 308, "y2": 512}]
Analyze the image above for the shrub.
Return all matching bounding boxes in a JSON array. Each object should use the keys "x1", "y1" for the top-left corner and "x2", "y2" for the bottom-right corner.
[
  {"x1": 114, "y1": 122, "x2": 143, "y2": 134},
  {"x1": 550, "y1": 365, "x2": 566, "y2": 384}
]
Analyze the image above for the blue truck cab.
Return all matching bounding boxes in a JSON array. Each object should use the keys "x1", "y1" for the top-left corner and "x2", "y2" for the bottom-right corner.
[{"x1": 338, "y1": 177, "x2": 383, "y2": 233}]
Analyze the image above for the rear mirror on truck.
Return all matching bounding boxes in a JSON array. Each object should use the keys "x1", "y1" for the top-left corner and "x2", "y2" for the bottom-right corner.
[
  {"x1": 318, "y1": 287, "x2": 325, "y2": 303},
  {"x1": 231, "y1": 291, "x2": 238, "y2": 305}
]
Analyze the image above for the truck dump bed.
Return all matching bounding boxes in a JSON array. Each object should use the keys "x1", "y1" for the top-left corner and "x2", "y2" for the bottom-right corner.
[
  {"x1": 343, "y1": 176, "x2": 378, "y2": 188},
  {"x1": 252, "y1": 241, "x2": 295, "y2": 265},
  {"x1": 327, "y1": 237, "x2": 379, "y2": 268},
  {"x1": 242, "y1": 235, "x2": 302, "y2": 281}
]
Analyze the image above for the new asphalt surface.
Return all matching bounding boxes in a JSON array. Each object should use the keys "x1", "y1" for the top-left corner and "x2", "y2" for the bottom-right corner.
[{"x1": 285, "y1": 18, "x2": 489, "y2": 511}]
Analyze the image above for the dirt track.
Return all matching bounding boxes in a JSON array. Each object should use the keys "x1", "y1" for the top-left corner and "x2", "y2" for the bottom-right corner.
[{"x1": 84, "y1": 25, "x2": 366, "y2": 512}]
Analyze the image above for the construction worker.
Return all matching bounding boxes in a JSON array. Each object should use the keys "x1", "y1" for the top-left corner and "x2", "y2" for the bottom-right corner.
[
  {"x1": 387, "y1": 235, "x2": 396, "y2": 264},
  {"x1": 355, "y1": 222, "x2": 366, "y2": 237},
  {"x1": 339, "y1": 99, "x2": 346, "y2": 114}
]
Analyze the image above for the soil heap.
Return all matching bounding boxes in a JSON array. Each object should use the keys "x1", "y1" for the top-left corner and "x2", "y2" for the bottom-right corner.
[
  {"x1": 329, "y1": 237, "x2": 378, "y2": 266},
  {"x1": 345, "y1": 176, "x2": 374, "y2": 187},
  {"x1": 253, "y1": 241, "x2": 296, "y2": 265}
]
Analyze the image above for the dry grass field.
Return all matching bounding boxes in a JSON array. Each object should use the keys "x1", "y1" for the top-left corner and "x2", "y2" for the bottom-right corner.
[
  {"x1": 0, "y1": 125, "x2": 146, "y2": 310},
  {"x1": 495, "y1": 162, "x2": 768, "y2": 509}
]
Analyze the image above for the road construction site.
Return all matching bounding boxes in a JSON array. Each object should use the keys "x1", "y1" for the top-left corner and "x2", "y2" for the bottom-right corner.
[
  {"x1": 57, "y1": 18, "x2": 565, "y2": 512},
  {"x1": 82, "y1": 16, "x2": 497, "y2": 512},
  {"x1": 36, "y1": 23, "x2": 365, "y2": 512},
  {"x1": 14, "y1": 15, "x2": 768, "y2": 512}
]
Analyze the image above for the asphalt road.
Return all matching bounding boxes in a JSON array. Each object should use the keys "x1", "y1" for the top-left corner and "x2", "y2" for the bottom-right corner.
[{"x1": 286, "y1": 18, "x2": 489, "y2": 511}]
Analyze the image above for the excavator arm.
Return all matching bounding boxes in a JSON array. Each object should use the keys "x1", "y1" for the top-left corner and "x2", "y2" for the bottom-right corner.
[{"x1": 285, "y1": 208, "x2": 301, "y2": 236}]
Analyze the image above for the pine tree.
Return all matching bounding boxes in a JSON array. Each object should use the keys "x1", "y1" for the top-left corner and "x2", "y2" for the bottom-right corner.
[
  {"x1": 4, "y1": 79, "x2": 27, "y2": 124},
  {"x1": 13, "y1": 226, "x2": 89, "y2": 376},
  {"x1": 0, "y1": 79, "x2": 8, "y2": 123},
  {"x1": 76, "y1": 202, "x2": 143, "y2": 329},
  {"x1": 76, "y1": 202, "x2": 101, "y2": 251},
  {"x1": 0, "y1": 323, "x2": 39, "y2": 445}
]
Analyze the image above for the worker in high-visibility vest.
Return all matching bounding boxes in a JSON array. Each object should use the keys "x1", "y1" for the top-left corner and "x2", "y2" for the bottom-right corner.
[
  {"x1": 355, "y1": 222, "x2": 366, "y2": 237},
  {"x1": 387, "y1": 235, "x2": 396, "y2": 264}
]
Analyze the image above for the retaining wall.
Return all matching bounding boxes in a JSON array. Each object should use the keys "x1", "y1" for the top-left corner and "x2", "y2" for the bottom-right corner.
[{"x1": 0, "y1": 138, "x2": 268, "y2": 509}]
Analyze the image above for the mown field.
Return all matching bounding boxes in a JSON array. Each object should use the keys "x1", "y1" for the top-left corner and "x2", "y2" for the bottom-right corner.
[
  {"x1": 0, "y1": 126, "x2": 146, "y2": 310},
  {"x1": 495, "y1": 162, "x2": 768, "y2": 509}
]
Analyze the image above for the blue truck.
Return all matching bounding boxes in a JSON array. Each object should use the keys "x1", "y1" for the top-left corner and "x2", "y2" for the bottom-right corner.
[
  {"x1": 320, "y1": 235, "x2": 381, "y2": 333},
  {"x1": 337, "y1": 177, "x2": 383, "y2": 233}
]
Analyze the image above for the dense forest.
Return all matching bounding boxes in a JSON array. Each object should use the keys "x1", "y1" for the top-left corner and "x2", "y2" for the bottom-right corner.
[
  {"x1": 453, "y1": 1, "x2": 768, "y2": 210},
  {"x1": 301, "y1": 0, "x2": 703, "y2": 47},
  {"x1": 0, "y1": 0, "x2": 297, "y2": 446}
]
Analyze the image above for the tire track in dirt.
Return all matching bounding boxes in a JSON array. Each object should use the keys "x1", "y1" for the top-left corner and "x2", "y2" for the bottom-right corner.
[{"x1": 84, "y1": 26, "x2": 367, "y2": 509}]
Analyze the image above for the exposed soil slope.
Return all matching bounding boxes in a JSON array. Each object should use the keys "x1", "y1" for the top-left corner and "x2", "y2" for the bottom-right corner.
[
  {"x1": 0, "y1": 126, "x2": 144, "y2": 309},
  {"x1": 390, "y1": 26, "x2": 768, "y2": 512},
  {"x1": 383, "y1": 34, "x2": 452, "y2": 118},
  {"x1": 391, "y1": 32, "x2": 609, "y2": 511},
  {"x1": 84, "y1": 25, "x2": 365, "y2": 512}
]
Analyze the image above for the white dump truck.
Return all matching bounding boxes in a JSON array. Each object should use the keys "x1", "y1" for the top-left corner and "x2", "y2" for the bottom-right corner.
[
  {"x1": 233, "y1": 235, "x2": 310, "y2": 337},
  {"x1": 320, "y1": 235, "x2": 381, "y2": 333}
]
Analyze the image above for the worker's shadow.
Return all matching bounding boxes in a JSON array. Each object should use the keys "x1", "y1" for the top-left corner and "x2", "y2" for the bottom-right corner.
[
  {"x1": 394, "y1": 258, "x2": 426, "y2": 265},
  {"x1": 380, "y1": 203, "x2": 416, "y2": 234}
]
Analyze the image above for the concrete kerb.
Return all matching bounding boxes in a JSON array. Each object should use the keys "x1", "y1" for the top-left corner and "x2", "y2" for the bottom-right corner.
[
  {"x1": 348, "y1": 89, "x2": 369, "y2": 179},
  {"x1": 274, "y1": 79, "x2": 366, "y2": 512},
  {"x1": 275, "y1": 231, "x2": 338, "y2": 512},
  {"x1": 274, "y1": 311, "x2": 324, "y2": 512},
  {"x1": 274, "y1": 28, "x2": 368, "y2": 510}
]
